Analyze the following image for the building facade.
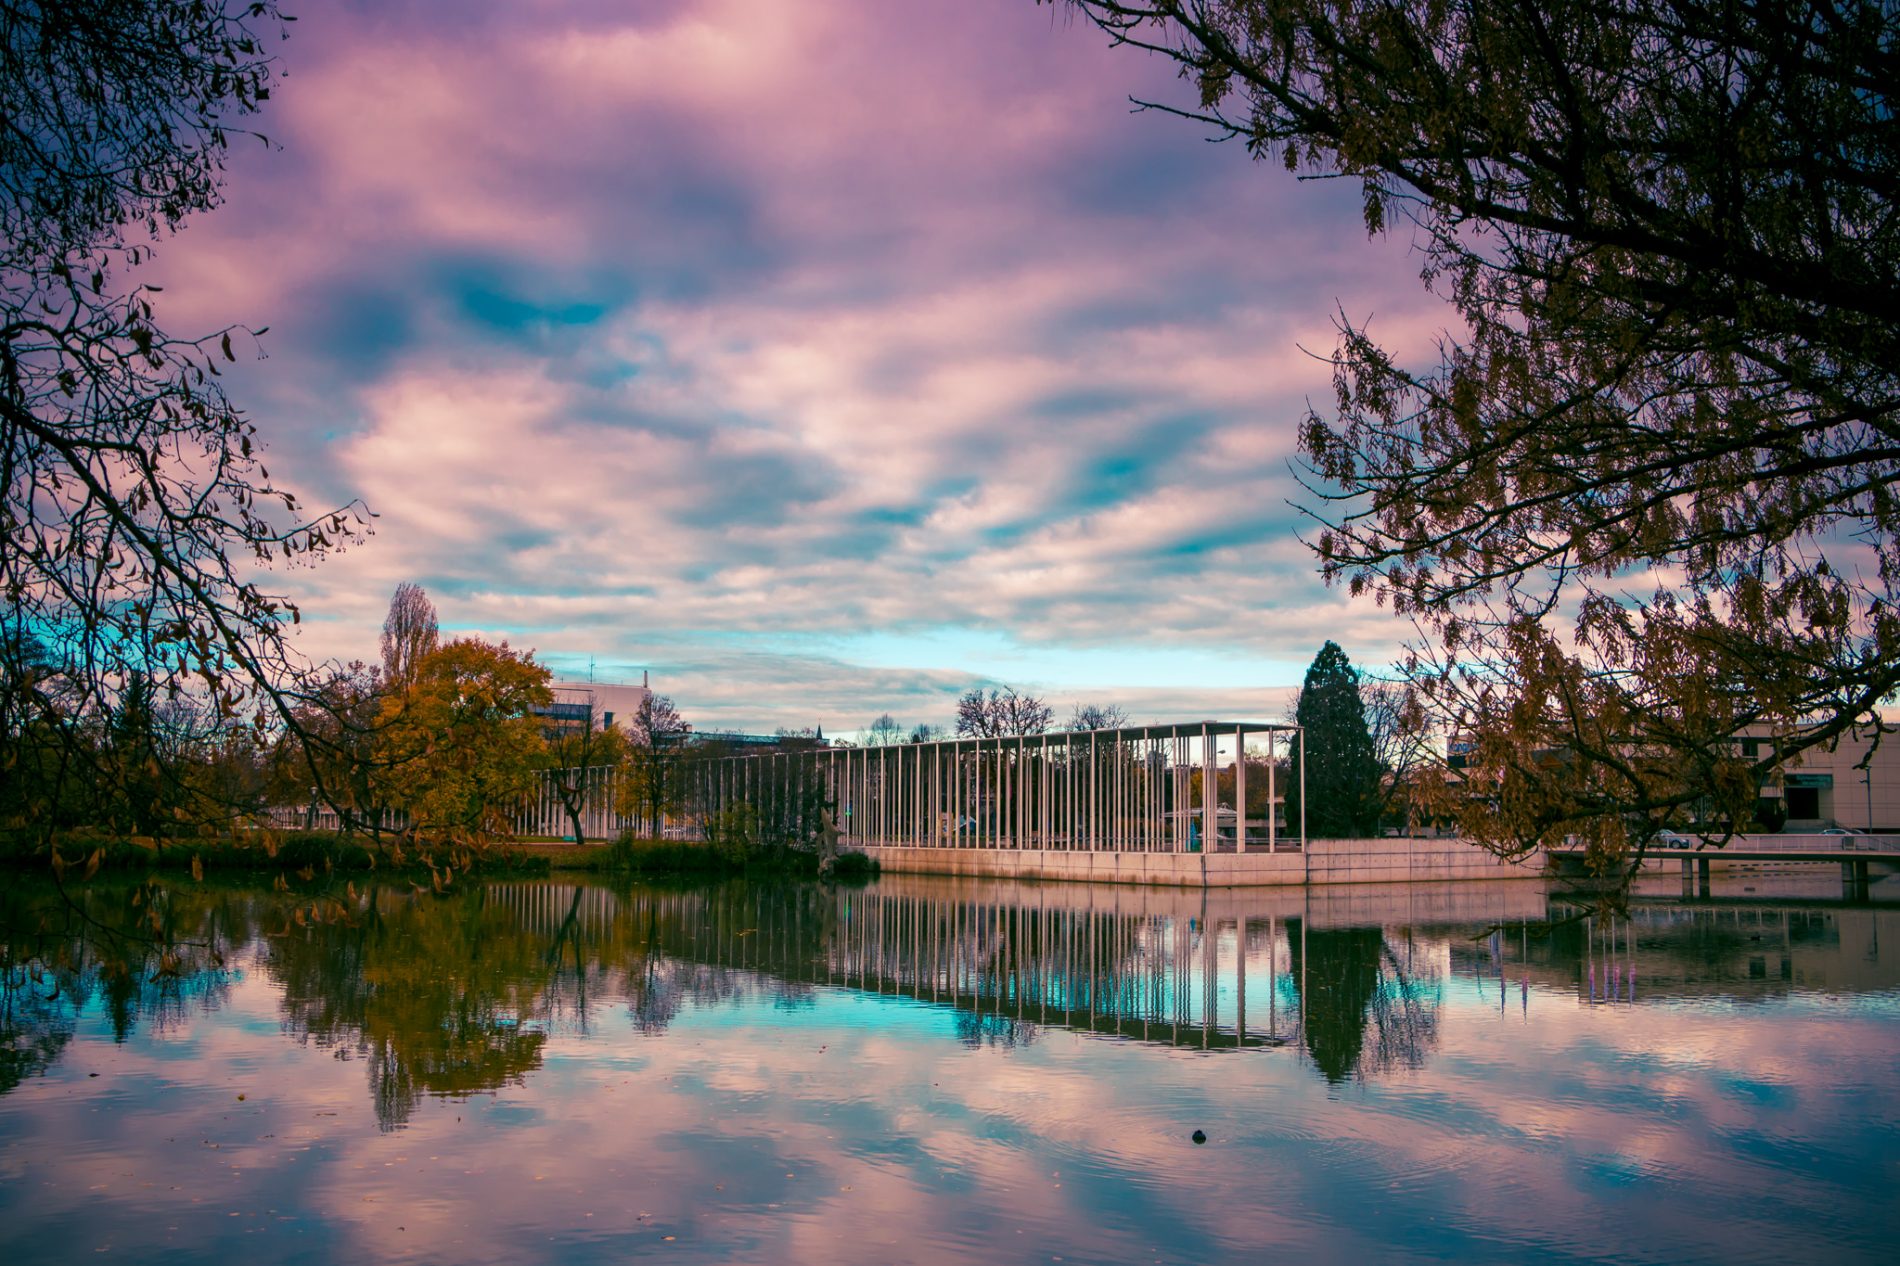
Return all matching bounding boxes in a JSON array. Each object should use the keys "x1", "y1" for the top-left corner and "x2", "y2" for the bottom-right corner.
[
  {"x1": 540, "y1": 679, "x2": 651, "y2": 738},
  {"x1": 1758, "y1": 723, "x2": 1899, "y2": 832}
]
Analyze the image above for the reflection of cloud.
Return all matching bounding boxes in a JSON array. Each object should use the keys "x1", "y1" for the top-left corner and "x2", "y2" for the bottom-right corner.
[
  {"x1": 131, "y1": 0, "x2": 1446, "y2": 731},
  {"x1": 6, "y1": 878, "x2": 1900, "y2": 1263}
]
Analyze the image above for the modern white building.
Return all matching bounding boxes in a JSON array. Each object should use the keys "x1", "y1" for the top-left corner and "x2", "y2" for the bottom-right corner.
[{"x1": 542, "y1": 678, "x2": 651, "y2": 738}]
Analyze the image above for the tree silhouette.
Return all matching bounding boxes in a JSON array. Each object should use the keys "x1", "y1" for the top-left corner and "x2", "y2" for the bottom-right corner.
[
  {"x1": 865, "y1": 713, "x2": 905, "y2": 746},
  {"x1": 1056, "y1": 1, "x2": 1899, "y2": 857},
  {"x1": 2, "y1": 1, "x2": 366, "y2": 845},
  {"x1": 1068, "y1": 702, "x2": 1130, "y2": 731},
  {"x1": 956, "y1": 688, "x2": 1053, "y2": 737},
  {"x1": 1287, "y1": 642, "x2": 1382, "y2": 837}
]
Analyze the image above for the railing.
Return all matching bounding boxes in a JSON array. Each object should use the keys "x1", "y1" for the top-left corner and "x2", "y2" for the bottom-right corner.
[
  {"x1": 1757, "y1": 833, "x2": 1900, "y2": 853},
  {"x1": 1646, "y1": 832, "x2": 1900, "y2": 855}
]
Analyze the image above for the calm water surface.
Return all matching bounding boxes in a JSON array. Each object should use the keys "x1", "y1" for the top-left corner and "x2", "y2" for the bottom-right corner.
[{"x1": 2, "y1": 870, "x2": 1897, "y2": 1264}]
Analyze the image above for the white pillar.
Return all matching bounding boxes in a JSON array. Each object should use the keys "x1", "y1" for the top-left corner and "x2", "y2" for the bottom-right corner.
[
  {"x1": 1201, "y1": 722, "x2": 1217, "y2": 856},
  {"x1": 1235, "y1": 728, "x2": 1249, "y2": 855}
]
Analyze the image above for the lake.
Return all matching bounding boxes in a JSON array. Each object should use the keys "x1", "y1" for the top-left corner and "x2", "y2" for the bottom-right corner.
[{"x1": 2, "y1": 870, "x2": 1897, "y2": 1263}]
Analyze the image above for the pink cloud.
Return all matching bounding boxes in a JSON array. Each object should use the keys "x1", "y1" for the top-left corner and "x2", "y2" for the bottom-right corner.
[{"x1": 136, "y1": 0, "x2": 1452, "y2": 729}]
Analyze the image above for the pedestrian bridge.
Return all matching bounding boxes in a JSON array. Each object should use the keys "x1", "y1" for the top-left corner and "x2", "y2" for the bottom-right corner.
[{"x1": 1546, "y1": 833, "x2": 1900, "y2": 899}]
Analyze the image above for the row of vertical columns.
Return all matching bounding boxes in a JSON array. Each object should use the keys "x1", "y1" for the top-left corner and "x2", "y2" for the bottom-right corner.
[
  {"x1": 809, "y1": 888, "x2": 1301, "y2": 1049},
  {"x1": 675, "y1": 724, "x2": 1302, "y2": 854}
]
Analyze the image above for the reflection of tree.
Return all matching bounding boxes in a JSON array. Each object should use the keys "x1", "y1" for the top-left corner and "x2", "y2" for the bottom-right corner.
[
  {"x1": 1288, "y1": 922, "x2": 1382, "y2": 1082},
  {"x1": 1, "y1": 878, "x2": 245, "y2": 1093},
  {"x1": 268, "y1": 888, "x2": 553, "y2": 1131},
  {"x1": 267, "y1": 881, "x2": 837, "y2": 1128},
  {"x1": 1364, "y1": 938, "x2": 1440, "y2": 1077},
  {"x1": 954, "y1": 1011, "x2": 1037, "y2": 1049},
  {"x1": 1, "y1": 983, "x2": 75, "y2": 1094},
  {"x1": 1287, "y1": 921, "x2": 1440, "y2": 1084},
  {"x1": 615, "y1": 881, "x2": 833, "y2": 1032}
]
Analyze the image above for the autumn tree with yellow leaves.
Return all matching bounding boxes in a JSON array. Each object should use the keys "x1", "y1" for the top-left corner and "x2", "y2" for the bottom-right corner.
[{"x1": 378, "y1": 640, "x2": 552, "y2": 844}]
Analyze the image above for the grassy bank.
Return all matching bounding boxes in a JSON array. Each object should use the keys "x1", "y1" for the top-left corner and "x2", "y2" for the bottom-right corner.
[
  {"x1": 509, "y1": 840, "x2": 614, "y2": 871},
  {"x1": 0, "y1": 830, "x2": 877, "y2": 883},
  {"x1": 0, "y1": 830, "x2": 557, "y2": 879}
]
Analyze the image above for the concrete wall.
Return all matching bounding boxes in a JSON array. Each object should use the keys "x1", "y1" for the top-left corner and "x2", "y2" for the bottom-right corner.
[
  {"x1": 1303, "y1": 878, "x2": 1551, "y2": 926},
  {"x1": 862, "y1": 836, "x2": 1542, "y2": 889},
  {"x1": 858, "y1": 845, "x2": 1303, "y2": 887},
  {"x1": 1305, "y1": 837, "x2": 1544, "y2": 885},
  {"x1": 860, "y1": 871, "x2": 1553, "y2": 926}
]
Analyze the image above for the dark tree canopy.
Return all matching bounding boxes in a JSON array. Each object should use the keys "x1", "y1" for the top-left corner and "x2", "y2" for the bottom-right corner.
[
  {"x1": 1068, "y1": 701, "x2": 1131, "y2": 731},
  {"x1": 955, "y1": 687, "x2": 1054, "y2": 737},
  {"x1": 1287, "y1": 641, "x2": 1383, "y2": 837},
  {"x1": 631, "y1": 693, "x2": 691, "y2": 748},
  {"x1": 1059, "y1": 0, "x2": 1899, "y2": 858},
  {"x1": 619, "y1": 693, "x2": 693, "y2": 828},
  {"x1": 864, "y1": 712, "x2": 905, "y2": 746},
  {"x1": 2, "y1": 1, "x2": 363, "y2": 832}
]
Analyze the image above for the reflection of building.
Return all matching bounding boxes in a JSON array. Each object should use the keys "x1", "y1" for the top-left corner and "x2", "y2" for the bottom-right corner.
[
  {"x1": 1471, "y1": 903, "x2": 1900, "y2": 1003},
  {"x1": 537, "y1": 679, "x2": 650, "y2": 739},
  {"x1": 479, "y1": 878, "x2": 1462, "y2": 1068}
]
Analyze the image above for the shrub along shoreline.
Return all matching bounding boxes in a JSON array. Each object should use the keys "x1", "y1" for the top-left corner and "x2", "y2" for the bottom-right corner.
[{"x1": 602, "y1": 832, "x2": 877, "y2": 880}]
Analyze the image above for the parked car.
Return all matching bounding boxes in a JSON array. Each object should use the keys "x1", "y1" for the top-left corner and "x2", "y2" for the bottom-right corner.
[
  {"x1": 1821, "y1": 826, "x2": 1864, "y2": 836},
  {"x1": 1654, "y1": 831, "x2": 1696, "y2": 849}
]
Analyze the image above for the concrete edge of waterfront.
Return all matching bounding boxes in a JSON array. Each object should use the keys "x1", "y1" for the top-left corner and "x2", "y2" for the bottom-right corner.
[{"x1": 861, "y1": 836, "x2": 1542, "y2": 888}]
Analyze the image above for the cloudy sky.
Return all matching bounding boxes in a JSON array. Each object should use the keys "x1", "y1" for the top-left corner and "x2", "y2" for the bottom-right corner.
[{"x1": 150, "y1": 0, "x2": 1443, "y2": 737}]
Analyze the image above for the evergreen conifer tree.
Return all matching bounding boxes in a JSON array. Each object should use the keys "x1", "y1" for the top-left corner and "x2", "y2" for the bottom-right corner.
[{"x1": 1287, "y1": 642, "x2": 1383, "y2": 838}]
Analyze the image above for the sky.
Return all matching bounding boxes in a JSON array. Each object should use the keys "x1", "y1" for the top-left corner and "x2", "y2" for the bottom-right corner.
[{"x1": 147, "y1": 0, "x2": 1446, "y2": 738}]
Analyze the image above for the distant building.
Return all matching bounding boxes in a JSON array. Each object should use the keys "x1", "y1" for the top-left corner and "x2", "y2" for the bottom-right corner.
[
  {"x1": 689, "y1": 729, "x2": 828, "y2": 752},
  {"x1": 1745, "y1": 723, "x2": 1898, "y2": 832},
  {"x1": 689, "y1": 731, "x2": 784, "y2": 750},
  {"x1": 1442, "y1": 722, "x2": 1898, "y2": 833},
  {"x1": 538, "y1": 679, "x2": 651, "y2": 739}
]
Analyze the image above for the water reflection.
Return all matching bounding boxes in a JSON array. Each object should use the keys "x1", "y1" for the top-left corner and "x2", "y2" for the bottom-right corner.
[
  {"x1": 1, "y1": 879, "x2": 240, "y2": 1090},
  {"x1": 480, "y1": 880, "x2": 1448, "y2": 1060},
  {"x1": 3, "y1": 874, "x2": 1899, "y2": 1265},
  {"x1": 1286, "y1": 923, "x2": 1442, "y2": 1083},
  {"x1": 8, "y1": 875, "x2": 1898, "y2": 1118},
  {"x1": 1460, "y1": 901, "x2": 1895, "y2": 1008},
  {"x1": 269, "y1": 888, "x2": 556, "y2": 1130}
]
